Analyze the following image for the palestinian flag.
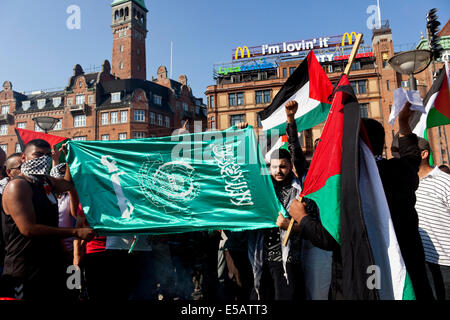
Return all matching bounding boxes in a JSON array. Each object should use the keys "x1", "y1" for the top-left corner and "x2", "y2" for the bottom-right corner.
[
  {"x1": 264, "y1": 134, "x2": 292, "y2": 163},
  {"x1": 15, "y1": 128, "x2": 69, "y2": 162},
  {"x1": 258, "y1": 50, "x2": 333, "y2": 137},
  {"x1": 412, "y1": 67, "x2": 450, "y2": 163},
  {"x1": 300, "y1": 75, "x2": 415, "y2": 300}
]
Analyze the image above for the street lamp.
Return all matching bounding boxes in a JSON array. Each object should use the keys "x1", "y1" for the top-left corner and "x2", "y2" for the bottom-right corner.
[
  {"x1": 32, "y1": 116, "x2": 59, "y2": 134},
  {"x1": 387, "y1": 49, "x2": 432, "y2": 90}
]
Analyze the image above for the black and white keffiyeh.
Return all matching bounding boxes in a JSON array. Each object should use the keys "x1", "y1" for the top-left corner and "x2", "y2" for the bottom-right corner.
[
  {"x1": 50, "y1": 163, "x2": 66, "y2": 178},
  {"x1": 21, "y1": 155, "x2": 52, "y2": 177}
]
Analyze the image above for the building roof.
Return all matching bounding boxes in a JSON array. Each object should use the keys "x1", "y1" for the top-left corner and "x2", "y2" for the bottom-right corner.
[
  {"x1": 15, "y1": 90, "x2": 65, "y2": 114},
  {"x1": 98, "y1": 79, "x2": 173, "y2": 114},
  {"x1": 437, "y1": 19, "x2": 450, "y2": 37},
  {"x1": 111, "y1": 0, "x2": 148, "y2": 12}
]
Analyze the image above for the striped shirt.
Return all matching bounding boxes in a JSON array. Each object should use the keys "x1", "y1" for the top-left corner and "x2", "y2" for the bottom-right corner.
[{"x1": 416, "y1": 166, "x2": 450, "y2": 266}]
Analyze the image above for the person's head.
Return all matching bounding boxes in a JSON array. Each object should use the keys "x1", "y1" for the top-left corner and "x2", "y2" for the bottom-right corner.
[
  {"x1": 22, "y1": 139, "x2": 51, "y2": 163},
  {"x1": 5, "y1": 152, "x2": 22, "y2": 178},
  {"x1": 439, "y1": 164, "x2": 450, "y2": 174},
  {"x1": 362, "y1": 118, "x2": 385, "y2": 156},
  {"x1": 269, "y1": 148, "x2": 293, "y2": 183},
  {"x1": 418, "y1": 137, "x2": 431, "y2": 166}
]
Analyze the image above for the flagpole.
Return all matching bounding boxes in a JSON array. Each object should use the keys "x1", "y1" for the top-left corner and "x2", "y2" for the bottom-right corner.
[
  {"x1": 343, "y1": 33, "x2": 364, "y2": 76},
  {"x1": 282, "y1": 197, "x2": 302, "y2": 246}
]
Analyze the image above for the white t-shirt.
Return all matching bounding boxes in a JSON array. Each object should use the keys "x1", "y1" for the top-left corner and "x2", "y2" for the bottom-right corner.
[{"x1": 416, "y1": 167, "x2": 450, "y2": 266}]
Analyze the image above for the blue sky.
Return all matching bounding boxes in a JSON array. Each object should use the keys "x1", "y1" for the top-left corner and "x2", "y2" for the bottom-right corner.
[{"x1": 0, "y1": 0, "x2": 448, "y2": 102}]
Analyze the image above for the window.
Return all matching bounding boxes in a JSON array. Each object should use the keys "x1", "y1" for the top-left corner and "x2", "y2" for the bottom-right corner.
[
  {"x1": 256, "y1": 90, "x2": 271, "y2": 104},
  {"x1": 357, "y1": 80, "x2": 367, "y2": 94},
  {"x1": 157, "y1": 114, "x2": 163, "y2": 126},
  {"x1": 88, "y1": 95, "x2": 94, "y2": 104},
  {"x1": 382, "y1": 52, "x2": 389, "y2": 68},
  {"x1": 54, "y1": 119, "x2": 62, "y2": 130},
  {"x1": 150, "y1": 112, "x2": 155, "y2": 124},
  {"x1": 289, "y1": 67, "x2": 296, "y2": 76},
  {"x1": 101, "y1": 134, "x2": 110, "y2": 141},
  {"x1": 120, "y1": 61, "x2": 124, "y2": 70},
  {"x1": 255, "y1": 91, "x2": 263, "y2": 104},
  {"x1": 119, "y1": 133, "x2": 127, "y2": 140},
  {"x1": 76, "y1": 95, "x2": 85, "y2": 105},
  {"x1": 1, "y1": 105, "x2": 9, "y2": 114},
  {"x1": 134, "y1": 110, "x2": 145, "y2": 122},
  {"x1": 16, "y1": 143, "x2": 21, "y2": 153},
  {"x1": 228, "y1": 93, "x2": 236, "y2": 106},
  {"x1": 73, "y1": 136, "x2": 86, "y2": 141},
  {"x1": 120, "y1": 45, "x2": 124, "y2": 52},
  {"x1": 360, "y1": 103, "x2": 369, "y2": 118},
  {"x1": 0, "y1": 145, "x2": 7, "y2": 153},
  {"x1": 0, "y1": 124, "x2": 8, "y2": 135},
  {"x1": 53, "y1": 97, "x2": 61, "y2": 107},
  {"x1": 230, "y1": 114, "x2": 245, "y2": 126},
  {"x1": 209, "y1": 96, "x2": 214, "y2": 109},
  {"x1": 111, "y1": 92, "x2": 121, "y2": 103},
  {"x1": 22, "y1": 101, "x2": 30, "y2": 110},
  {"x1": 351, "y1": 61, "x2": 361, "y2": 71},
  {"x1": 350, "y1": 80, "x2": 368, "y2": 94},
  {"x1": 133, "y1": 132, "x2": 145, "y2": 139},
  {"x1": 34, "y1": 123, "x2": 44, "y2": 132},
  {"x1": 257, "y1": 113, "x2": 262, "y2": 127},
  {"x1": 67, "y1": 98, "x2": 73, "y2": 106},
  {"x1": 229, "y1": 93, "x2": 244, "y2": 106},
  {"x1": 153, "y1": 95, "x2": 162, "y2": 105},
  {"x1": 327, "y1": 65, "x2": 333, "y2": 73},
  {"x1": 17, "y1": 122, "x2": 26, "y2": 129},
  {"x1": 37, "y1": 99, "x2": 46, "y2": 109},
  {"x1": 165, "y1": 116, "x2": 170, "y2": 128},
  {"x1": 101, "y1": 113, "x2": 109, "y2": 125},
  {"x1": 263, "y1": 90, "x2": 271, "y2": 103},
  {"x1": 283, "y1": 68, "x2": 287, "y2": 78},
  {"x1": 182, "y1": 102, "x2": 189, "y2": 111},
  {"x1": 211, "y1": 121, "x2": 215, "y2": 129},
  {"x1": 386, "y1": 80, "x2": 390, "y2": 91},
  {"x1": 111, "y1": 112, "x2": 118, "y2": 124},
  {"x1": 120, "y1": 110, "x2": 127, "y2": 123},
  {"x1": 74, "y1": 115, "x2": 86, "y2": 127}
]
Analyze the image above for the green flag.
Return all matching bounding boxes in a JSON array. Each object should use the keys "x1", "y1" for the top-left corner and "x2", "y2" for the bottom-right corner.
[{"x1": 67, "y1": 126, "x2": 284, "y2": 235}]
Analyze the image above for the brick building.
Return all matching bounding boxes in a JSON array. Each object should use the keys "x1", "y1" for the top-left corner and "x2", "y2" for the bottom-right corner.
[
  {"x1": 0, "y1": 0, "x2": 206, "y2": 155},
  {"x1": 205, "y1": 21, "x2": 449, "y2": 163}
]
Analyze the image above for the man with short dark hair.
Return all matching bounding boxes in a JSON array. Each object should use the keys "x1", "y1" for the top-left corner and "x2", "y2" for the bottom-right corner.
[
  {"x1": 1, "y1": 139, "x2": 94, "y2": 300},
  {"x1": 415, "y1": 137, "x2": 450, "y2": 300},
  {"x1": 250, "y1": 100, "x2": 306, "y2": 301}
]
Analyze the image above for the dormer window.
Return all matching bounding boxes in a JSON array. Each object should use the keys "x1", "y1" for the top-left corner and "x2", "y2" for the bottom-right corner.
[
  {"x1": 76, "y1": 95, "x2": 85, "y2": 105},
  {"x1": 111, "y1": 92, "x2": 121, "y2": 103},
  {"x1": 53, "y1": 97, "x2": 61, "y2": 107},
  {"x1": 153, "y1": 95, "x2": 162, "y2": 105},
  {"x1": 22, "y1": 101, "x2": 30, "y2": 111},
  {"x1": 37, "y1": 99, "x2": 46, "y2": 109}
]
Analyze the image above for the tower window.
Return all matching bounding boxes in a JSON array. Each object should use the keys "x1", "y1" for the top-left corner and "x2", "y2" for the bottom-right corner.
[
  {"x1": 120, "y1": 45, "x2": 124, "y2": 52},
  {"x1": 115, "y1": 10, "x2": 119, "y2": 20},
  {"x1": 125, "y1": 7, "x2": 129, "y2": 17},
  {"x1": 120, "y1": 61, "x2": 124, "y2": 70}
]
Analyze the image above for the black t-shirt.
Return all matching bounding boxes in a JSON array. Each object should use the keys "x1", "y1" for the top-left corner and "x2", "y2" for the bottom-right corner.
[{"x1": 1, "y1": 175, "x2": 65, "y2": 281}]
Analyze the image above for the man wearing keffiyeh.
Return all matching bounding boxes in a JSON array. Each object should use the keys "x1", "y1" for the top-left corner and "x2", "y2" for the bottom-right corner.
[{"x1": 0, "y1": 139, "x2": 95, "y2": 300}]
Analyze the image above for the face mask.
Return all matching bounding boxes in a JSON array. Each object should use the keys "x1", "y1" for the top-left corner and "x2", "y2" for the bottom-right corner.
[{"x1": 21, "y1": 155, "x2": 52, "y2": 177}]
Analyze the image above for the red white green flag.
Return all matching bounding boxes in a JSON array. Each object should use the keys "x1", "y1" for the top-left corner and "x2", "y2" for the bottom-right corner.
[{"x1": 300, "y1": 75, "x2": 415, "y2": 300}]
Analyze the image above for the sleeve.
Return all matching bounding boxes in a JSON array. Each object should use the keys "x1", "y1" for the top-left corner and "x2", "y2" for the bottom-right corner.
[
  {"x1": 297, "y1": 212, "x2": 339, "y2": 251},
  {"x1": 398, "y1": 133, "x2": 421, "y2": 173},
  {"x1": 286, "y1": 121, "x2": 307, "y2": 181}
]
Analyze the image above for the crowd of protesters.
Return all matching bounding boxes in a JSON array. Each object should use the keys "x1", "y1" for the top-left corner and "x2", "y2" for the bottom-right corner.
[{"x1": 0, "y1": 100, "x2": 449, "y2": 301}]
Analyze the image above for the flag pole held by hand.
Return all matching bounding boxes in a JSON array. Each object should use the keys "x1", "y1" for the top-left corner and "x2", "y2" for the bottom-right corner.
[{"x1": 282, "y1": 197, "x2": 302, "y2": 246}]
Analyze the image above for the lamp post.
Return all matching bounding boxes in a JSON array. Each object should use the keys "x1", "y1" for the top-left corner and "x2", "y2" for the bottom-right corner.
[
  {"x1": 387, "y1": 49, "x2": 433, "y2": 90},
  {"x1": 32, "y1": 116, "x2": 59, "y2": 134}
]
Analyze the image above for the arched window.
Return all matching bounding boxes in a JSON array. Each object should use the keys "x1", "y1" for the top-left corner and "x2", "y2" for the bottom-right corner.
[
  {"x1": 114, "y1": 10, "x2": 119, "y2": 20},
  {"x1": 120, "y1": 8, "x2": 124, "y2": 17},
  {"x1": 125, "y1": 7, "x2": 129, "y2": 17}
]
